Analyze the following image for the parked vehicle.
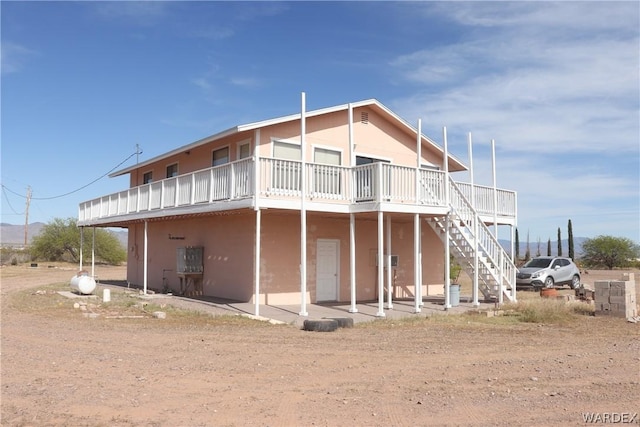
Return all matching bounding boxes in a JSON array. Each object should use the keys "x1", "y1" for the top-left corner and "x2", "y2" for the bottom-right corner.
[{"x1": 516, "y1": 256, "x2": 580, "y2": 290}]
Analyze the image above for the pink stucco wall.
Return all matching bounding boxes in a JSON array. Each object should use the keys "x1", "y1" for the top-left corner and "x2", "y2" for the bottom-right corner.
[
  {"x1": 126, "y1": 210, "x2": 445, "y2": 305},
  {"x1": 127, "y1": 212, "x2": 255, "y2": 301},
  {"x1": 263, "y1": 211, "x2": 446, "y2": 304}
]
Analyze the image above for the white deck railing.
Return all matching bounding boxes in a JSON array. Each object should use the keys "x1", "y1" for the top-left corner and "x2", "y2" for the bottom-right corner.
[
  {"x1": 78, "y1": 157, "x2": 516, "y2": 223},
  {"x1": 456, "y1": 182, "x2": 516, "y2": 218}
]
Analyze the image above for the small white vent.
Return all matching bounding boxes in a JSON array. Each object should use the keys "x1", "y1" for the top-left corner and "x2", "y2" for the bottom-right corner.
[{"x1": 361, "y1": 112, "x2": 369, "y2": 124}]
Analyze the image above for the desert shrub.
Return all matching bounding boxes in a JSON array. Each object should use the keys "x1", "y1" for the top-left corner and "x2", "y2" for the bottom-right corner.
[{"x1": 505, "y1": 298, "x2": 592, "y2": 324}]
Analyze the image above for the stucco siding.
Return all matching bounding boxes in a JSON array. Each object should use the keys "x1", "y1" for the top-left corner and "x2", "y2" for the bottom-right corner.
[
  {"x1": 257, "y1": 211, "x2": 445, "y2": 304},
  {"x1": 126, "y1": 211, "x2": 446, "y2": 304},
  {"x1": 126, "y1": 213, "x2": 255, "y2": 301}
]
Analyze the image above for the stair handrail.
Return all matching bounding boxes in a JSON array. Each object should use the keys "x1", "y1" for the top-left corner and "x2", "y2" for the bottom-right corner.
[{"x1": 447, "y1": 176, "x2": 516, "y2": 295}]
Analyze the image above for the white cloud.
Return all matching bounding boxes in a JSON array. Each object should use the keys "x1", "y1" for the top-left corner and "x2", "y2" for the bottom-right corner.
[
  {"x1": 392, "y1": 2, "x2": 639, "y2": 153},
  {"x1": 92, "y1": 2, "x2": 169, "y2": 25},
  {"x1": 1, "y1": 41, "x2": 37, "y2": 74},
  {"x1": 392, "y1": 2, "x2": 639, "y2": 241},
  {"x1": 230, "y1": 77, "x2": 260, "y2": 88}
]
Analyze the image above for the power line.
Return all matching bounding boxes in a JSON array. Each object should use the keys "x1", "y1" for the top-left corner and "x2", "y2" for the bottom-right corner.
[
  {"x1": 1, "y1": 150, "x2": 140, "y2": 201},
  {"x1": 1, "y1": 185, "x2": 25, "y2": 215}
]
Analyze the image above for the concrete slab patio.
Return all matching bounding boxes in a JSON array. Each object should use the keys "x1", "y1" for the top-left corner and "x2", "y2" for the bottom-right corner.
[
  {"x1": 95, "y1": 279, "x2": 499, "y2": 327},
  {"x1": 138, "y1": 291, "x2": 498, "y2": 327}
]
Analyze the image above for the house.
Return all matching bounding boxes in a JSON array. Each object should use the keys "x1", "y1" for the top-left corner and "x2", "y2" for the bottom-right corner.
[{"x1": 77, "y1": 96, "x2": 518, "y2": 318}]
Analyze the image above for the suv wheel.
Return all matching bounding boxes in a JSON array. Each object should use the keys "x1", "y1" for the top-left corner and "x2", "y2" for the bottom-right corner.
[
  {"x1": 570, "y1": 275, "x2": 580, "y2": 290},
  {"x1": 544, "y1": 276, "x2": 555, "y2": 288}
]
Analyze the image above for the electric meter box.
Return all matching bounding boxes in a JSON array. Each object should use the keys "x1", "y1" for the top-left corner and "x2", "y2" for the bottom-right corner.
[
  {"x1": 375, "y1": 254, "x2": 399, "y2": 267},
  {"x1": 176, "y1": 246, "x2": 204, "y2": 274}
]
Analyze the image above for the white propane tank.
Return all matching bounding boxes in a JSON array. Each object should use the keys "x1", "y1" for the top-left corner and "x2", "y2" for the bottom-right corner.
[{"x1": 70, "y1": 272, "x2": 96, "y2": 295}]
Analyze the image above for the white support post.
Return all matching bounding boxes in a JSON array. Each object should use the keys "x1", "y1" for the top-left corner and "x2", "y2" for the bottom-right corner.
[
  {"x1": 255, "y1": 209, "x2": 261, "y2": 317},
  {"x1": 413, "y1": 213, "x2": 421, "y2": 313},
  {"x1": 416, "y1": 119, "x2": 422, "y2": 204},
  {"x1": 91, "y1": 227, "x2": 95, "y2": 278},
  {"x1": 254, "y1": 129, "x2": 261, "y2": 206},
  {"x1": 376, "y1": 210, "x2": 385, "y2": 317},
  {"x1": 511, "y1": 224, "x2": 517, "y2": 302},
  {"x1": 468, "y1": 133, "x2": 479, "y2": 307},
  {"x1": 491, "y1": 139, "x2": 498, "y2": 237},
  {"x1": 499, "y1": 251, "x2": 504, "y2": 305},
  {"x1": 349, "y1": 213, "x2": 358, "y2": 313},
  {"x1": 386, "y1": 214, "x2": 393, "y2": 309},
  {"x1": 444, "y1": 214, "x2": 451, "y2": 310},
  {"x1": 143, "y1": 220, "x2": 148, "y2": 295},
  {"x1": 348, "y1": 104, "x2": 358, "y2": 314},
  {"x1": 376, "y1": 161, "x2": 383, "y2": 203},
  {"x1": 443, "y1": 127, "x2": 451, "y2": 310},
  {"x1": 299, "y1": 92, "x2": 308, "y2": 317},
  {"x1": 79, "y1": 227, "x2": 84, "y2": 272},
  {"x1": 348, "y1": 103, "x2": 355, "y2": 167},
  {"x1": 419, "y1": 231, "x2": 424, "y2": 308},
  {"x1": 253, "y1": 129, "x2": 262, "y2": 316},
  {"x1": 416, "y1": 120, "x2": 423, "y2": 308}
]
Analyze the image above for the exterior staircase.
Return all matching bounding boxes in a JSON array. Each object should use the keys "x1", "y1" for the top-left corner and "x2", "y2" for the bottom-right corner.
[{"x1": 427, "y1": 178, "x2": 517, "y2": 303}]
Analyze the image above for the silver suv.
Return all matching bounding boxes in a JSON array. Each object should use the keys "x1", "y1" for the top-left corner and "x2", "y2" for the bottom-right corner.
[{"x1": 516, "y1": 256, "x2": 580, "y2": 289}]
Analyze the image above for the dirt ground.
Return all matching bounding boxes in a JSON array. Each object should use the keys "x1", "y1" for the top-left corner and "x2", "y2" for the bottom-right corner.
[{"x1": 1, "y1": 264, "x2": 639, "y2": 426}]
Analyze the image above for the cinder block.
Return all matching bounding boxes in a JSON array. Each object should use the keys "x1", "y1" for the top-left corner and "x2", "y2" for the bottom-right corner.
[
  {"x1": 610, "y1": 280, "x2": 631, "y2": 289},
  {"x1": 597, "y1": 302, "x2": 611, "y2": 312},
  {"x1": 609, "y1": 295, "x2": 628, "y2": 304},
  {"x1": 594, "y1": 280, "x2": 610, "y2": 291}
]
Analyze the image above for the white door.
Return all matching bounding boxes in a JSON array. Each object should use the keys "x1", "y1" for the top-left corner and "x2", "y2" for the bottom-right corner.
[{"x1": 316, "y1": 239, "x2": 339, "y2": 301}]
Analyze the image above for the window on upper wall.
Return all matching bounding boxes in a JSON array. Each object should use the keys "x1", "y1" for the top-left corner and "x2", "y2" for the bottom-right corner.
[
  {"x1": 355, "y1": 155, "x2": 389, "y2": 165},
  {"x1": 313, "y1": 147, "x2": 342, "y2": 196},
  {"x1": 273, "y1": 140, "x2": 301, "y2": 160},
  {"x1": 166, "y1": 163, "x2": 178, "y2": 178},
  {"x1": 238, "y1": 142, "x2": 251, "y2": 159},
  {"x1": 212, "y1": 147, "x2": 230, "y2": 166},
  {"x1": 314, "y1": 147, "x2": 341, "y2": 165},
  {"x1": 143, "y1": 171, "x2": 153, "y2": 184},
  {"x1": 271, "y1": 140, "x2": 301, "y2": 192}
]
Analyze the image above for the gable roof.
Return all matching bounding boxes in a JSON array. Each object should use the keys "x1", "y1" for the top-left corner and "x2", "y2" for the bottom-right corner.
[{"x1": 110, "y1": 99, "x2": 466, "y2": 177}]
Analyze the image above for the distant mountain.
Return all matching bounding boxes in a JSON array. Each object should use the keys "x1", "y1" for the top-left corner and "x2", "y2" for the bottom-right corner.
[
  {"x1": 0, "y1": 222, "x2": 45, "y2": 246},
  {"x1": 499, "y1": 237, "x2": 588, "y2": 258},
  {"x1": 0, "y1": 222, "x2": 128, "y2": 248}
]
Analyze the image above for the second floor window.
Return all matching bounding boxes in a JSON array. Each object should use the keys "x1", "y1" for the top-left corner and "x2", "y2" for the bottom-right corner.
[
  {"x1": 212, "y1": 147, "x2": 229, "y2": 166},
  {"x1": 166, "y1": 163, "x2": 178, "y2": 178},
  {"x1": 238, "y1": 142, "x2": 251, "y2": 159},
  {"x1": 143, "y1": 171, "x2": 153, "y2": 184}
]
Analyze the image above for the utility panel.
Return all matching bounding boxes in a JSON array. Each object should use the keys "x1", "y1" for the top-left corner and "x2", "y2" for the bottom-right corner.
[
  {"x1": 375, "y1": 254, "x2": 399, "y2": 267},
  {"x1": 176, "y1": 246, "x2": 204, "y2": 274}
]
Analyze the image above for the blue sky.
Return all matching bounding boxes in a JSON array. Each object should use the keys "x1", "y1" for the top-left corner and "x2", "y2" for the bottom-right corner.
[{"x1": 2, "y1": 1, "x2": 639, "y2": 244}]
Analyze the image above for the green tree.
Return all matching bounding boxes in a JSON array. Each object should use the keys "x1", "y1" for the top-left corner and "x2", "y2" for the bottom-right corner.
[
  {"x1": 30, "y1": 217, "x2": 126, "y2": 265},
  {"x1": 515, "y1": 228, "x2": 520, "y2": 261},
  {"x1": 557, "y1": 228, "x2": 562, "y2": 256},
  {"x1": 525, "y1": 230, "x2": 531, "y2": 262},
  {"x1": 568, "y1": 219, "x2": 574, "y2": 260},
  {"x1": 547, "y1": 238, "x2": 551, "y2": 256},
  {"x1": 581, "y1": 235, "x2": 640, "y2": 270}
]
